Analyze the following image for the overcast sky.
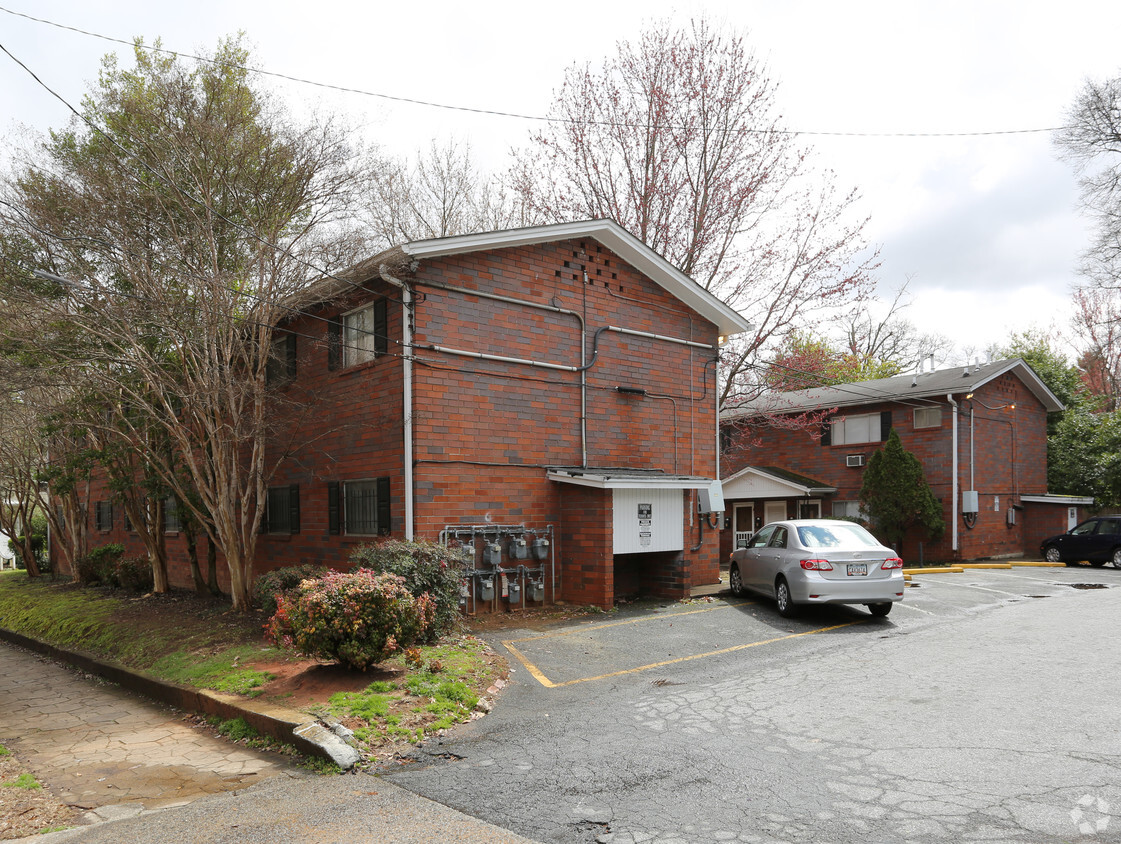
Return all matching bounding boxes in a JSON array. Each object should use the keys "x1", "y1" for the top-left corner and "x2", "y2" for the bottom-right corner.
[{"x1": 3, "y1": 0, "x2": 1118, "y2": 364}]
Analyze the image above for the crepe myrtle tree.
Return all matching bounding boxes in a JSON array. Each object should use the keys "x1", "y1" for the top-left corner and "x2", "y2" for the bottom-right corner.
[
  {"x1": 510, "y1": 16, "x2": 879, "y2": 406},
  {"x1": 0, "y1": 36, "x2": 370, "y2": 610},
  {"x1": 859, "y1": 429, "x2": 943, "y2": 551}
]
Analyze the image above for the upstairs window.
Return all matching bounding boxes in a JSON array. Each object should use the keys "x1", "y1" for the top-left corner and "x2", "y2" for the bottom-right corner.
[
  {"x1": 329, "y1": 300, "x2": 388, "y2": 370},
  {"x1": 914, "y1": 407, "x2": 941, "y2": 429},
  {"x1": 826, "y1": 411, "x2": 892, "y2": 446},
  {"x1": 163, "y1": 497, "x2": 182, "y2": 533},
  {"x1": 266, "y1": 332, "x2": 297, "y2": 385}
]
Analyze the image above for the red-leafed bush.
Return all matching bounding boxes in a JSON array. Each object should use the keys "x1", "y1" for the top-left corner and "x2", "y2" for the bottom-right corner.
[{"x1": 265, "y1": 570, "x2": 435, "y2": 670}]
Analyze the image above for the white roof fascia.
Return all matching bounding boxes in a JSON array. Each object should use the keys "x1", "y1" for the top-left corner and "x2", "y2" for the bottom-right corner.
[
  {"x1": 1020, "y1": 494, "x2": 1095, "y2": 505},
  {"x1": 721, "y1": 466, "x2": 836, "y2": 499},
  {"x1": 402, "y1": 220, "x2": 752, "y2": 337},
  {"x1": 547, "y1": 471, "x2": 713, "y2": 490}
]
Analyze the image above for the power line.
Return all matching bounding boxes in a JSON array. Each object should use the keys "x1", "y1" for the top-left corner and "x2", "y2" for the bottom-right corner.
[
  {"x1": 0, "y1": 4, "x2": 1070, "y2": 139},
  {"x1": 0, "y1": 38, "x2": 405, "y2": 310}
]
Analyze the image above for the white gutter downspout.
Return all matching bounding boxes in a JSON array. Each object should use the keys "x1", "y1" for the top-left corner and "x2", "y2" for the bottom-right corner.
[
  {"x1": 947, "y1": 393, "x2": 958, "y2": 554},
  {"x1": 381, "y1": 266, "x2": 414, "y2": 540}
]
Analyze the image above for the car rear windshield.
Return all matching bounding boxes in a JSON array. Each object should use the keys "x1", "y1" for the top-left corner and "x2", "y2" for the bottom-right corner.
[{"x1": 797, "y1": 523, "x2": 879, "y2": 549}]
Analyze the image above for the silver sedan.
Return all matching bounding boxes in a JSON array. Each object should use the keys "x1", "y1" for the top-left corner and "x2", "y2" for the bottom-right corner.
[{"x1": 729, "y1": 519, "x2": 904, "y2": 618}]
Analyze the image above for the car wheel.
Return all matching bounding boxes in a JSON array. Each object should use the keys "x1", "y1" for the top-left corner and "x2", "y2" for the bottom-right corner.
[
  {"x1": 1114, "y1": 549, "x2": 1121, "y2": 569},
  {"x1": 1043, "y1": 546, "x2": 1062, "y2": 563},
  {"x1": 867, "y1": 602, "x2": 892, "y2": 618},
  {"x1": 775, "y1": 577, "x2": 797, "y2": 618},
  {"x1": 729, "y1": 564, "x2": 744, "y2": 597},
  {"x1": 1090, "y1": 559, "x2": 1108, "y2": 568}
]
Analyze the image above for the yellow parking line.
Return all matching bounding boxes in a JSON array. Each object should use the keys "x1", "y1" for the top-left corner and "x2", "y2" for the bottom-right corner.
[
  {"x1": 503, "y1": 600, "x2": 756, "y2": 646},
  {"x1": 503, "y1": 620, "x2": 867, "y2": 688}
]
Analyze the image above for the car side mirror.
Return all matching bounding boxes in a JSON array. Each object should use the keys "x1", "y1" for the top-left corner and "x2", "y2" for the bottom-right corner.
[{"x1": 736, "y1": 538, "x2": 748, "y2": 549}]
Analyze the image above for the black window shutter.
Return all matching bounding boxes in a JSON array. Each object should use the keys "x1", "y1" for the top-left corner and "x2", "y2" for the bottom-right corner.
[
  {"x1": 880, "y1": 410, "x2": 893, "y2": 441},
  {"x1": 288, "y1": 484, "x2": 300, "y2": 534},
  {"x1": 108, "y1": 502, "x2": 114, "y2": 530},
  {"x1": 376, "y1": 476, "x2": 391, "y2": 535},
  {"x1": 820, "y1": 420, "x2": 832, "y2": 446},
  {"x1": 327, "y1": 481, "x2": 340, "y2": 535},
  {"x1": 285, "y1": 332, "x2": 297, "y2": 379},
  {"x1": 374, "y1": 299, "x2": 388, "y2": 356},
  {"x1": 259, "y1": 492, "x2": 269, "y2": 534},
  {"x1": 327, "y1": 317, "x2": 342, "y2": 370}
]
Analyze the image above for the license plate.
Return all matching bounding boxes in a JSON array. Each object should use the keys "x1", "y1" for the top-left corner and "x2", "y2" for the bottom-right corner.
[{"x1": 847, "y1": 563, "x2": 867, "y2": 576}]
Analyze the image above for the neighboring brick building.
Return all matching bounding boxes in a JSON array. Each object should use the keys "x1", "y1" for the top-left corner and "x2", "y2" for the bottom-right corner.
[
  {"x1": 74, "y1": 220, "x2": 751, "y2": 610},
  {"x1": 720, "y1": 359, "x2": 1091, "y2": 563}
]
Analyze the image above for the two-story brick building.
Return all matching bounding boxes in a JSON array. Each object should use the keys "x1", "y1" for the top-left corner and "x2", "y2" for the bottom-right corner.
[
  {"x1": 720, "y1": 358, "x2": 1091, "y2": 563},
  {"x1": 73, "y1": 219, "x2": 751, "y2": 610}
]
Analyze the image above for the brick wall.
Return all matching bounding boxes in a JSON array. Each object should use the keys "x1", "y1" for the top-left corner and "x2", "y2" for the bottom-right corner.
[
  {"x1": 720, "y1": 373, "x2": 1051, "y2": 563},
  {"x1": 63, "y1": 236, "x2": 724, "y2": 611}
]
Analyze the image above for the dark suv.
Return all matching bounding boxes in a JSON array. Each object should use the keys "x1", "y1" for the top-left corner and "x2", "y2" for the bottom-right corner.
[{"x1": 1040, "y1": 516, "x2": 1121, "y2": 567}]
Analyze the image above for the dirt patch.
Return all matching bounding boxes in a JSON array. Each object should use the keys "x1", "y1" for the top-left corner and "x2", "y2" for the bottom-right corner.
[
  {"x1": 0, "y1": 754, "x2": 80, "y2": 840},
  {"x1": 251, "y1": 660, "x2": 407, "y2": 710}
]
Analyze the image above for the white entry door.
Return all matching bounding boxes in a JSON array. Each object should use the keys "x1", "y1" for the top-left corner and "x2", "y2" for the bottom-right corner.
[{"x1": 764, "y1": 501, "x2": 786, "y2": 525}]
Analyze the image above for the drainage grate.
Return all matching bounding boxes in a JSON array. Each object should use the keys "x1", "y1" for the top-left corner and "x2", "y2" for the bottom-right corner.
[{"x1": 1069, "y1": 583, "x2": 1110, "y2": 590}]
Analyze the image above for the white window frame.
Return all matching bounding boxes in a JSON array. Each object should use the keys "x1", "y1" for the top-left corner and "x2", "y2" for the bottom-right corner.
[
  {"x1": 797, "y1": 499, "x2": 822, "y2": 519},
  {"x1": 833, "y1": 500, "x2": 862, "y2": 520},
  {"x1": 830, "y1": 413, "x2": 882, "y2": 446},
  {"x1": 913, "y1": 407, "x2": 941, "y2": 429},
  {"x1": 343, "y1": 303, "x2": 378, "y2": 368}
]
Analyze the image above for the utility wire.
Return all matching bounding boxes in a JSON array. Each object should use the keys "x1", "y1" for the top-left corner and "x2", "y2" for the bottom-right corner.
[
  {"x1": 0, "y1": 4, "x2": 1070, "y2": 139},
  {"x1": 0, "y1": 38, "x2": 405, "y2": 309}
]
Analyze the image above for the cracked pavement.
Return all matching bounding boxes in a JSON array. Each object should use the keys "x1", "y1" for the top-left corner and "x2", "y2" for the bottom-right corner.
[{"x1": 384, "y1": 566, "x2": 1121, "y2": 843}]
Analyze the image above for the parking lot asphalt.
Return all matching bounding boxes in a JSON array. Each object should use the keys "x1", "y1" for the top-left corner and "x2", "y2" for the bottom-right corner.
[
  {"x1": 501, "y1": 561, "x2": 1087, "y2": 690},
  {"x1": 385, "y1": 561, "x2": 1121, "y2": 843}
]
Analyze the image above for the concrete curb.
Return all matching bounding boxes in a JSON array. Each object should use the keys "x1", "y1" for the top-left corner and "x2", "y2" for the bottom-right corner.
[{"x1": 0, "y1": 627, "x2": 351, "y2": 768}]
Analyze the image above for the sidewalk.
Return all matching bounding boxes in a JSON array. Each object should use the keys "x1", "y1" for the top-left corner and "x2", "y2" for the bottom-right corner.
[{"x1": 0, "y1": 641, "x2": 537, "y2": 842}]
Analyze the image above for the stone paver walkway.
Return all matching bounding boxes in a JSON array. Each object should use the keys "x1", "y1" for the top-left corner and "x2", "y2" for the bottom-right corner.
[{"x1": 0, "y1": 642, "x2": 292, "y2": 820}]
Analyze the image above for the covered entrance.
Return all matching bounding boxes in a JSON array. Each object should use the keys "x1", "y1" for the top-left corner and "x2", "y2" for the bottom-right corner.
[{"x1": 719, "y1": 466, "x2": 836, "y2": 563}]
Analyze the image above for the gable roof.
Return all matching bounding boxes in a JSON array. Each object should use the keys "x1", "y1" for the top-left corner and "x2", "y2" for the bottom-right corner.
[
  {"x1": 723, "y1": 358, "x2": 1064, "y2": 420},
  {"x1": 721, "y1": 465, "x2": 836, "y2": 497},
  {"x1": 399, "y1": 220, "x2": 752, "y2": 336}
]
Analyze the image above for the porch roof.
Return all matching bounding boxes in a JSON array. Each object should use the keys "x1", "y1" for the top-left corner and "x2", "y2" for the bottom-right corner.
[
  {"x1": 547, "y1": 468, "x2": 715, "y2": 490},
  {"x1": 722, "y1": 465, "x2": 837, "y2": 500}
]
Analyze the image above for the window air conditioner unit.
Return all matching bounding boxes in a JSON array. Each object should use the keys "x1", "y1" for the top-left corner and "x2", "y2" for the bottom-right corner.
[{"x1": 846, "y1": 454, "x2": 865, "y2": 468}]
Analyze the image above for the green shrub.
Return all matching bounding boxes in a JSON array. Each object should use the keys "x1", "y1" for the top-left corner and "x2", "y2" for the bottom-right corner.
[
  {"x1": 265, "y1": 570, "x2": 435, "y2": 670},
  {"x1": 349, "y1": 540, "x2": 461, "y2": 642},
  {"x1": 115, "y1": 556, "x2": 154, "y2": 592},
  {"x1": 252, "y1": 563, "x2": 328, "y2": 611},
  {"x1": 76, "y1": 544, "x2": 125, "y2": 586}
]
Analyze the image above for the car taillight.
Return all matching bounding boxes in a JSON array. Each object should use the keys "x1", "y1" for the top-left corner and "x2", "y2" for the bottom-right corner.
[
  {"x1": 800, "y1": 559, "x2": 834, "y2": 571},
  {"x1": 881, "y1": 557, "x2": 904, "y2": 570}
]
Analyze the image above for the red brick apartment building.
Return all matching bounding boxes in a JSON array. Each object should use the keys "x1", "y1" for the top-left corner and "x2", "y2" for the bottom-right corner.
[
  {"x1": 75, "y1": 220, "x2": 751, "y2": 610},
  {"x1": 720, "y1": 359, "x2": 1091, "y2": 564}
]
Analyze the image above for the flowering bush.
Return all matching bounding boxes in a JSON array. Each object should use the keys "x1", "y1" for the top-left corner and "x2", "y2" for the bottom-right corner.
[
  {"x1": 265, "y1": 570, "x2": 435, "y2": 670},
  {"x1": 349, "y1": 540, "x2": 461, "y2": 642}
]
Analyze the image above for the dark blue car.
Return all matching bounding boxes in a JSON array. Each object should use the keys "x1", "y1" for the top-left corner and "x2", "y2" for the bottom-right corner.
[{"x1": 1041, "y1": 516, "x2": 1121, "y2": 567}]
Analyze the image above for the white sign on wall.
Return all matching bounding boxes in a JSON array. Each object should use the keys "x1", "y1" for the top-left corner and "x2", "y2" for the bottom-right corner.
[{"x1": 613, "y1": 488, "x2": 684, "y2": 554}]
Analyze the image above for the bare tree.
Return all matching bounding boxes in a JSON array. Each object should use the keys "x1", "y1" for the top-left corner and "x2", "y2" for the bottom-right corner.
[
  {"x1": 367, "y1": 139, "x2": 528, "y2": 246},
  {"x1": 841, "y1": 277, "x2": 953, "y2": 372},
  {"x1": 0, "y1": 37, "x2": 369, "y2": 610},
  {"x1": 510, "y1": 17, "x2": 879, "y2": 404},
  {"x1": 1056, "y1": 74, "x2": 1121, "y2": 289}
]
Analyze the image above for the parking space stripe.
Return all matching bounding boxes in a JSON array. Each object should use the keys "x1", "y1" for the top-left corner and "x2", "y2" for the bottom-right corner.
[
  {"x1": 892, "y1": 601, "x2": 935, "y2": 615},
  {"x1": 503, "y1": 620, "x2": 868, "y2": 688}
]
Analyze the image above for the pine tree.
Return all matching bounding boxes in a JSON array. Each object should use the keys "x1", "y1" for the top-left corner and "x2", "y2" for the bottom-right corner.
[{"x1": 859, "y1": 429, "x2": 944, "y2": 550}]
